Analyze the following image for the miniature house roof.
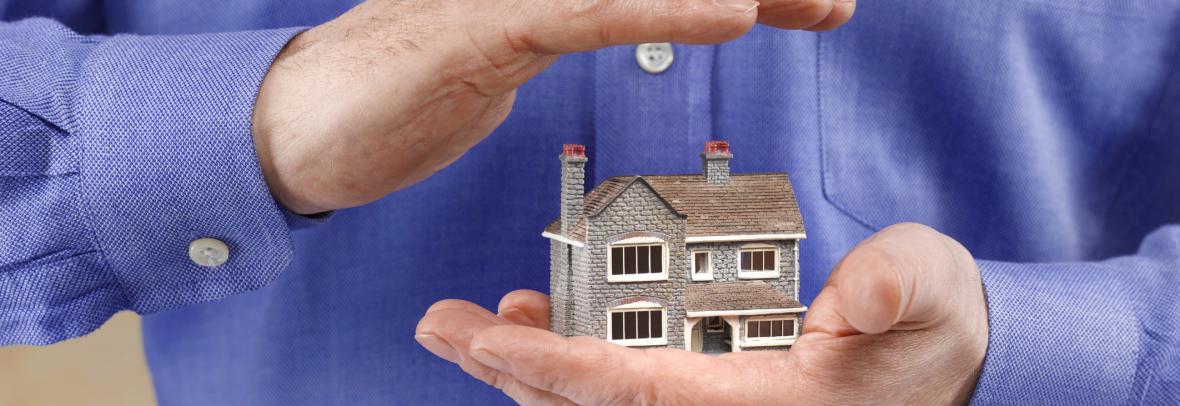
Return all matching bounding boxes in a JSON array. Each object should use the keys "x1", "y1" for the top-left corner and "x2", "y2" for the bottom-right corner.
[
  {"x1": 685, "y1": 281, "x2": 805, "y2": 315},
  {"x1": 684, "y1": 281, "x2": 806, "y2": 315},
  {"x1": 544, "y1": 173, "x2": 806, "y2": 243}
]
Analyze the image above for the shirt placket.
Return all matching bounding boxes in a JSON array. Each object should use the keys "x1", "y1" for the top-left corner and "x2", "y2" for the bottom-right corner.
[{"x1": 590, "y1": 43, "x2": 717, "y2": 182}]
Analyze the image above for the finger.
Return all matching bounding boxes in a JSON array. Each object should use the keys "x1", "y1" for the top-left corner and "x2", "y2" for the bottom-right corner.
[
  {"x1": 469, "y1": 325, "x2": 785, "y2": 405},
  {"x1": 497, "y1": 289, "x2": 551, "y2": 329},
  {"x1": 417, "y1": 301, "x2": 507, "y2": 364},
  {"x1": 804, "y1": 0, "x2": 855, "y2": 31},
  {"x1": 817, "y1": 223, "x2": 975, "y2": 335},
  {"x1": 798, "y1": 284, "x2": 861, "y2": 337},
  {"x1": 417, "y1": 299, "x2": 508, "y2": 363},
  {"x1": 756, "y1": 0, "x2": 833, "y2": 30},
  {"x1": 425, "y1": 299, "x2": 500, "y2": 319},
  {"x1": 417, "y1": 303, "x2": 575, "y2": 405},
  {"x1": 494, "y1": 0, "x2": 761, "y2": 56}
]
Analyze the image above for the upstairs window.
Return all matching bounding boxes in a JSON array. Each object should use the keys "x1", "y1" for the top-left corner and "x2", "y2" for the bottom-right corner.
[
  {"x1": 691, "y1": 251, "x2": 712, "y2": 281},
  {"x1": 608, "y1": 237, "x2": 668, "y2": 282},
  {"x1": 739, "y1": 245, "x2": 779, "y2": 279},
  {"x1": 740, "y1": 250, "x2": 776, "y2": 271}
]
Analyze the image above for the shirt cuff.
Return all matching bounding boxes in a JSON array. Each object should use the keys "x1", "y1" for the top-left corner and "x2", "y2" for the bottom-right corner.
[
  {"x1": 73, "y1": 27, "x2": 308, "y2": 313},
  {"x1": 283, "y1": 207, "x2": 334, "y2": 231},
  {"x1": 969, "y1": 259, "x2": 1139, "y2": 404}
]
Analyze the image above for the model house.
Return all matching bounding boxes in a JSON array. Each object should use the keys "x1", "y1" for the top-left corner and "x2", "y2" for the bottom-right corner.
[{"x1": 544, "y1": 141, "x2": 807, "y2": 353}]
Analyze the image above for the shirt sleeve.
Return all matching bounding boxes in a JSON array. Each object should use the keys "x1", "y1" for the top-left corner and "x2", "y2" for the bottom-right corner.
[
  {"x1": 0, "y1": 18, "x2": 306, "y2": 345},
  {"x1": 969, "y1": 225, "x2": 1180, "y2": 404}
]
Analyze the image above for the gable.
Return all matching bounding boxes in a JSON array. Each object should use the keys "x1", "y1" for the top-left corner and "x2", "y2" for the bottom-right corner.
[{"x1": 590, "y1": 177, "x2": 686, "y2": 220}]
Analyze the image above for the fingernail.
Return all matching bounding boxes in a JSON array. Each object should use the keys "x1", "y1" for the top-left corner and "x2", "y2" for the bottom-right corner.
[
  {"x1": 470, "y1": 348, "x2": 513, "y2": 374},
  {"x1": 499, "y1": 308, "x2": 536, "y2": 327},
  {"x1": 415, "y1": 333, "x2": 460, "y2": 364},
  {"x1": 714, "y1": 0, "x2": 759, "y2": 14}
]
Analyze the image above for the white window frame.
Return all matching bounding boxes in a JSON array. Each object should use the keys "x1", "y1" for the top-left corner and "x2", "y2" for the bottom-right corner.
[
  {"x1": 690, "y1": 250, "x2": 713, "y2": 281},
  {"x1": 607, "y1": 237, "x2": 669, "y2": 283},
  {"x1": 737, "y1": 243, "x2": 780, "y2": 280},
  {"x1": 742, "y1": 315, "x2": 798, "y2": 347},
  {"x1": 607, "y1": 304, "x2": 668, "y2": 347}
]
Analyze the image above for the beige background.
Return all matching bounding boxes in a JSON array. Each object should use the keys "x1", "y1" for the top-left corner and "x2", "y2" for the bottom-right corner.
[{"x1": 0, "y1": 311, "x2": 156, "y2": 405}]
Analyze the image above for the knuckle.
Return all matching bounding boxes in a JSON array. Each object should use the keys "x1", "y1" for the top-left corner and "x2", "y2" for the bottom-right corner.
[{"x1": 489, "y1": 370, "x2": 515, "y2": 391}]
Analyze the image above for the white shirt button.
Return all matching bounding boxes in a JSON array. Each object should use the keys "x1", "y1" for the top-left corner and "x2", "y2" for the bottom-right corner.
[
  {"x1": 636, "y1": 43, "x2": 674, "y2": 74},
  {"x1": 188, "y1": 238, "x2": 230, "y2": 267}
]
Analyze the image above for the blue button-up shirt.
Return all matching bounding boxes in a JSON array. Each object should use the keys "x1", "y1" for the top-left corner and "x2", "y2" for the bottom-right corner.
[{"x1": 1, "y1": 0, "x2": 1178, "y2": 404}]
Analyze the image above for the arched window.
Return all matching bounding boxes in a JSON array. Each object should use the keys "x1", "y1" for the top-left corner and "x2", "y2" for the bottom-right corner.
[
  {"x1": 607, "y1": 236, "x2": 669, "y2": 282},
  {"x1": 607, "y1": 301, "x2": 667, "y2": 346}
]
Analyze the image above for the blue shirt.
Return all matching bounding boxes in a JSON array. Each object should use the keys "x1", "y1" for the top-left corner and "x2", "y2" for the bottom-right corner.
[{"x1": 1, "y1": 0, "x2": 1178, "y2": 404}]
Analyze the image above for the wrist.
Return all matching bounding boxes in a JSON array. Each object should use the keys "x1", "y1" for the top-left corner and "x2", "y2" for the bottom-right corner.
[{"x1": 250, "y1": 32, "x2": 328, "y2": 215}]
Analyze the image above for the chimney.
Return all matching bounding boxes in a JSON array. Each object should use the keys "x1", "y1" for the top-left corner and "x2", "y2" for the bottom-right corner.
[
  {"x1": 701, "y1": 141, "x2": 732, "y2": 184},
  {"x1": 559, "y1": 144, "x2": 588, "y2": 236}
]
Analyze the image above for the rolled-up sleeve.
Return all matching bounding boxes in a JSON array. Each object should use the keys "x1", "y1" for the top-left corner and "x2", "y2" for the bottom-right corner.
[
  {"x1": 970, "y1": 225, "x2": 1180, "y2": 404},
  {"x1": 0, "y1": 18, "x2": 305, "y2": 345}
]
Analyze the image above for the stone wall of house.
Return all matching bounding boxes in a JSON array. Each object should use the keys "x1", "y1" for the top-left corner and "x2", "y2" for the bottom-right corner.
[
  {"x1": 684, "y1": 240, "x2": 799, "y2": 300},
  {"x1": 551, "y1": 239, "x2": 590, "y2": 337},
  {"x1": 574, "y1": 181, "x2": 688, "y2": 348},
  {"x1": 549, "y1": 240, "x2": 569, "y2": 336}
]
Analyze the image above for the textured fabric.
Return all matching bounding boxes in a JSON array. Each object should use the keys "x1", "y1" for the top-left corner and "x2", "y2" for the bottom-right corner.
[
  {"x1": 0, "y1": 16, "x2": 301, "y2": 343},
  {"x1": 0, "y1": 0, "x2": 1177, "y2": 404},
  {"x1": 975, "y1": 226, "x2": 1180, "y2": 404}
]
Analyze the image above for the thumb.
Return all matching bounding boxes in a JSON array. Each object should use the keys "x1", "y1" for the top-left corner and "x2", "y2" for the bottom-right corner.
[
  {"x1": 820, "y1": 223, "x2": 977, "y2": 335},
  {"x1": 493, "y1": 0, "x2": 760, "y2": 55}
]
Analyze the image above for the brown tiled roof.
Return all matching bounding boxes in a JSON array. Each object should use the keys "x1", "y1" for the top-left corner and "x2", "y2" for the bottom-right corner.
[
  {"x1": 684, "y1": 281, "x2": 804, "y2": 313},
  {"x1": 544, "y1": 217, "x2": 587, "y2": 241},
  {"x1": 545, "y1": 173, "x2": 805, "y2": 242}
]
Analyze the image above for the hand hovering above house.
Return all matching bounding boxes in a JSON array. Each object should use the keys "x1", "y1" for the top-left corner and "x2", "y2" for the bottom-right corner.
[
  {"x1": 249, "y1": 0, "x2": 855, "y2": 214},
  {"x1": 416, "y1": 223, "x2": 988, "y2": 405}
]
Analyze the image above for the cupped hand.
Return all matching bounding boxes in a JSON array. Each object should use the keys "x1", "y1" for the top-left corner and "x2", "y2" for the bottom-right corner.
[
  {"x1": 251, "y1": 0, "x2": 856, "y2": 214},
  {"x1": 416, "y1": 223, "x2": 988, "y2": 405}
]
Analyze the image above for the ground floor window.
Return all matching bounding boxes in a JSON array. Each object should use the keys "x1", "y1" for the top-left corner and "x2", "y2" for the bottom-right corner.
[
  {"x1": 746, "y1": 318, "x2": 795, "y2": 339},
  {"x1": 609, "y1": 309, "x2": 665, "y2": 344}
]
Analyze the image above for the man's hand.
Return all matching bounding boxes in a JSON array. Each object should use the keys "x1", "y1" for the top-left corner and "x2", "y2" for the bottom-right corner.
[
  {"x1": 416, "y1": 223, "x2": 988, "y2": 405},
  {"x1": 251, "y1": 0, "x2": 856, "y2": 214}
]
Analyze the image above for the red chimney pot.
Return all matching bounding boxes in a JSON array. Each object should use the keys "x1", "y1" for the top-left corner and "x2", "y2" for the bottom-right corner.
[
  {"x1": 562, "y1": 144, "x2": 587, "y2": 158},
  {"x1": 704, "y1": 141, "x2": 730, "y2": 155}
]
